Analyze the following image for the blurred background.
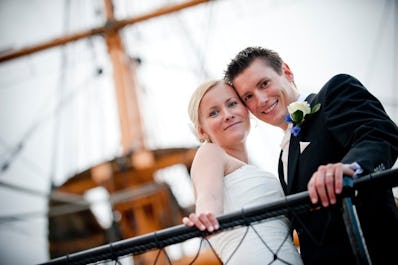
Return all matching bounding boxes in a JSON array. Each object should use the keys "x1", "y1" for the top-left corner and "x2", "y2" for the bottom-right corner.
[{"x1": 0, "y1": 0, "x2": 397, "y2": 264}]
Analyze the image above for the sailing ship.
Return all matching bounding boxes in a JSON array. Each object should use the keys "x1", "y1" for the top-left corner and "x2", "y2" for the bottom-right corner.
[
  {"x1": 0, "y1": 1, "x2": 396, "y2": 264},
  {"x1": 1, "y1": 1, "x2": 221, "y2": 264}
]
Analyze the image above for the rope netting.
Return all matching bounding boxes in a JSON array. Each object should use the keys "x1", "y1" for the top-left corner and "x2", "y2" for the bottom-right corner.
[{"x1": 40, "y1": 168, "x2": 398, "y2": 265}]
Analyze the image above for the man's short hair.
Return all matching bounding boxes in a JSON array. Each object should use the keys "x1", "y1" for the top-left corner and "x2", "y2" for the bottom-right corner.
[{"x1": 224, "y1": 47, "x2": 283, "y2": 84}]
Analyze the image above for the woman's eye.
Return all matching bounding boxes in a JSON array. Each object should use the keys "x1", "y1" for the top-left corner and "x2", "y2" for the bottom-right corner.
[
  {"x1": 209, "y1": 110, "x2": 218, "y2": 117},
  {"x1": 228, "y1": 101, "x2": 238, "y2": 107}
]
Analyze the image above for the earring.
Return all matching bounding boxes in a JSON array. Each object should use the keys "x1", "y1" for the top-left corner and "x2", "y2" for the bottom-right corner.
[{"x1": 200, "y1": 137, "x2": 210, "y2": 143}]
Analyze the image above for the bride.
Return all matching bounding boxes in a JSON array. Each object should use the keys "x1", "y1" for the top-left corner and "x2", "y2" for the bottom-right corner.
[{"x1": 182, "y1": 79, "x2": 303, "y2": 264}]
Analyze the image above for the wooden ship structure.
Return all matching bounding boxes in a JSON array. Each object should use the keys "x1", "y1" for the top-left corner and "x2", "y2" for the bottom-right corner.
[
  {"x1": 2, "y1": 1, "x2": 397, "y2": 264},
  {"x1": 0, "y1": 1, "x2": 221, "y2": 264}
]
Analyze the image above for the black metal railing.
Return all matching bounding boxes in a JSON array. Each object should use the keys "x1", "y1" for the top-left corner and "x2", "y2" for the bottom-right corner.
[{"x1": 39, "y1": 167, "x2": 398, "y2": 265}]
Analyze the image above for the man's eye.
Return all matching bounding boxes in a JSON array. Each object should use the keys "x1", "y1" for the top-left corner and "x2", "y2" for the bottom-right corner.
[
  {"x1": 244, "y1": 95, "x2": 252, "y2": 101},
  {"x1": 260, "y1": 81, "x2": 269, "y2": 88}
]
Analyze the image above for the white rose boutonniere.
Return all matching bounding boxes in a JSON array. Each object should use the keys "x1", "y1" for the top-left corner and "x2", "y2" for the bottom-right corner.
[{"x1": 285, "y1": 101, "x2": 321, "y2": 136}]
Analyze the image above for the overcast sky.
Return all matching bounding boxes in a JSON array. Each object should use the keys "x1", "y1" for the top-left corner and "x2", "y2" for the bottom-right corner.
[{"x1": 0, "y1": 0, "x2": 397, "y2": 264}]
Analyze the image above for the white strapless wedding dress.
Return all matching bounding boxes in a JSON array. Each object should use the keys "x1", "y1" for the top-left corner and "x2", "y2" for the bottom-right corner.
[{"x1": 208, "y1": 164, "x2": 303, "y2": 265}]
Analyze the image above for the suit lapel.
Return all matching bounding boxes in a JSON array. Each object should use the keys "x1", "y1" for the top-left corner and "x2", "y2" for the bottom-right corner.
[
  {"x1": 278, "y1": 151, "x2": 287, "y2": 193},
  {"x1": 287, "y1": 134, "x2": 300, "y2": 193},
  {"x1": 285, "y1": 93, "x2": 317, "y2": 194}
]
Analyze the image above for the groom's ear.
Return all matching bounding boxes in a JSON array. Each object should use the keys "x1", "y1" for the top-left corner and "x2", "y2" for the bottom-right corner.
[{"x1": 282, "y1": 62, "x2": 294, "y2": 82}]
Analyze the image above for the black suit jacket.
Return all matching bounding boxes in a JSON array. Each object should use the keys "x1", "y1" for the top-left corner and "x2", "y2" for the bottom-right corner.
[{"x1": 278, "y1": 74, "x2": 398, "y2": 265}]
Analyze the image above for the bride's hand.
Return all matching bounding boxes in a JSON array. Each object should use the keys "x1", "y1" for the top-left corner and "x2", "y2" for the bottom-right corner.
[{"x1": 182, "y1": 212, "x2": 219, "y2": 233}]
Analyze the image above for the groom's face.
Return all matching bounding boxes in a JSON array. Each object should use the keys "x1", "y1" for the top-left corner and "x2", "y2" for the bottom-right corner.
[{"x1": 232, "y1": 58, "x2": 298, "y2": 130}]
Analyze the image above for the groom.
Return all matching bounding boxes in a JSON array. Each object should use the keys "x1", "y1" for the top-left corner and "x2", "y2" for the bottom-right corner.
[{"x1": 224, "y1": 46, "x2": 398, "y2": 265}]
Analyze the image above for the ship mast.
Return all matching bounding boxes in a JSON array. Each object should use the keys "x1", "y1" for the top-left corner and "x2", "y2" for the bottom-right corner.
[
  {"x1": 0, "y1": 2, "x2": 213, "y2": 263},
  {"x1": 0, "y1": 0, "x2": 210, "y2": 167},
  {"x1": 103, "y1": 0, "x2": 147, "y2": 164}
]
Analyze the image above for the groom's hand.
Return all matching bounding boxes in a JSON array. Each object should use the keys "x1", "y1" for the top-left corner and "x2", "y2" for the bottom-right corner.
[{"x1": 307, "y1": 163, "x2": 355, "y2": 207}]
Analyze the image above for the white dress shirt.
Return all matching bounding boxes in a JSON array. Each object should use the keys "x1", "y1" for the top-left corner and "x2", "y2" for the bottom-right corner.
[{"x1": 280, "y1": 93, "x2": 309, "y2": 184}]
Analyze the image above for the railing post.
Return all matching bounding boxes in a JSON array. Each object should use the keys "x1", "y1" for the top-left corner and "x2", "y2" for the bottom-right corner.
[{"x1": 341, "y1": 177, "x2": 372, "y2": 265}]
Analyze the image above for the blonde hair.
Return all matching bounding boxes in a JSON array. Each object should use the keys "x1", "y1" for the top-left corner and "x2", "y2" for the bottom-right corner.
[{"x1": 188, "y1": 79, "x2": 224, "y2": 142}]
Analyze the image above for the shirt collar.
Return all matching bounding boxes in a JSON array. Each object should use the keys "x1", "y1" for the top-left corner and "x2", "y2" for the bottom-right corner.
[{"x1": 297, "y1": 93, "x2": 310, "y2": 102}]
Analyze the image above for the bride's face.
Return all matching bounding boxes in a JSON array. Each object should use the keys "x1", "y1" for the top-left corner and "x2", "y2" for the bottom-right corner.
[{"x1": 198, "y1": 83, "x2": 250, "y2": 147}]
